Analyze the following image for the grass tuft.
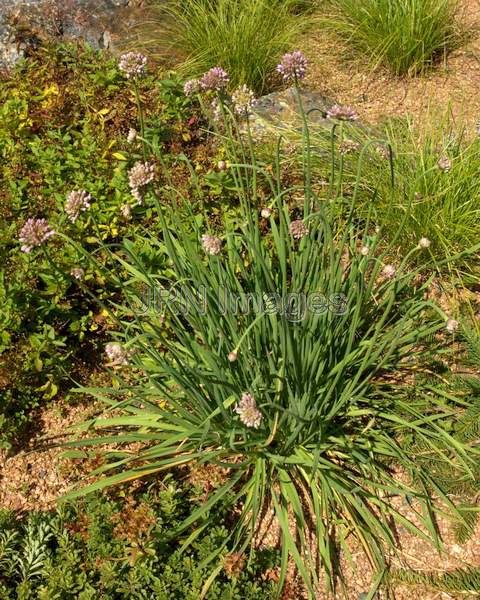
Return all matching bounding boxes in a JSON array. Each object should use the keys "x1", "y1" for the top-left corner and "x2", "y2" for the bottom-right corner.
[
  {"x1": 128, "y1": 0, "x2": 307, "y2": 94},
  {"x1": 324, "y1": 0, "x2": 462, "y2": 75},
  {"x1": 363, "y1": 117, "x2": 480, "y2": 272}
]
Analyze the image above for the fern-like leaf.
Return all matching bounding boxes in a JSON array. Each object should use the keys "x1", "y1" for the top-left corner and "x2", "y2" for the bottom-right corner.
[
  {"x1": 455, "y1": 396, "x2": 480, "y2": 445},
  {"x1": 18, "y1": 520, "x2": 52, "y2": 581},
  {"x1": 390, "y1": 566, "x2": 480, "y2": 595},
  {"x1": 452, "y1": 503, "x2": 479, "y2": 544}
]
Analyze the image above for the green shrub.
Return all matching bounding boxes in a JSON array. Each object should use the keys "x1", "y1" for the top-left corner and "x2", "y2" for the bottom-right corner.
[
  {"x1": 53, "y1": 72, "x2": 480, "y2": 598},
  {"x1": 0, "y1": 45, "x2": 126, "y2": 442},
  {"x1": 324, "y1": 0, "x2": 461, "y2": 75},
  {"x1": 138, "y1": 0, "x2": 307, "y2": 93}
]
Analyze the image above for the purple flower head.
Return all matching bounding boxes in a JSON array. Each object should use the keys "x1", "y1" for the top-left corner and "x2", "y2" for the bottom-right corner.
[
  {"x1": 201, "y1": 234, "x2": 222, "y2": 256},
  {"x1": 234, "y1": 392, "x2": 262, "y2": 428},
  {"x1": 105, "y1": 342, "x2": 129, "y2": 366},
  {"x1": 19, "y1": 218, "x2": 55, "y2": 253},
  {"x1": 276, "y1": 50, "x2": 308, "y2": 83},
  {"x1": 183, "y1": 78, "x2": 202, "y2": 96},
  {"x1": 128, "y1": 161, "x2": 156, "y2": 204},
  {"x1": 65, "y1": 190, "x2": 91, "y2": 223},
  {"x1": 327, "y1": 104, "x2": 359, "y2": 121},
  {"x1": 200, "y1": 67, "x2": 229, "y2": 92},
  {"x1": 290, "y1": 219, "x2": 309, "y2": 240},
  {"x1": 118, "y1": 52, "x2": 147, "y2": 79}
]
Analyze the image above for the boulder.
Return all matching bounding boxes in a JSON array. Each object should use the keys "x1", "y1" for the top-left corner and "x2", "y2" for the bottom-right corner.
[
  {"x1": 0, "y1": 0, "x2": 142, "y2": 68},
  {"x1": 249, "y1": 87, "x2": 336, "y2": 138}
]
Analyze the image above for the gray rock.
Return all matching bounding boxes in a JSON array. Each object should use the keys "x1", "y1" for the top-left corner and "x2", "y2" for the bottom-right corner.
[
  {"x1": 248, "y1": 87, "x2": 336, "y2": 139},
  {"x1": 0, "y1": 24, "x2": 23, "y2": 67},
  {"x1": 254, "y1": 87, "x2": 334, "y2": 124},
  {"x1": 0, "y1": 0, "x2": 139, "y2": 68}
]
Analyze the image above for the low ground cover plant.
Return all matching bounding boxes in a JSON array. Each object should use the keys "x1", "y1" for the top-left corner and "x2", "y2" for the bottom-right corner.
[
  {"x1": 324, "y1": 0, "x2": 461, "y2": 75},
  {"x1": 0, "y1": 479, "x2": 279, "y2": 599},
  {"x1": 0, "y1": 44, "x2": 206, "y2": 445},
  {"x1": 22, "y1": 55, "x2": 478, "y2": 597}
]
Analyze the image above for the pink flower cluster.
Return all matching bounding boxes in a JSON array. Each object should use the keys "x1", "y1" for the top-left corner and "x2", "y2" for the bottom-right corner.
[
  {"x1": 290, "y1": 220, "x2": 309, "y2": 240},
  {"x1": 19, "y1": 218, "x2": 55, "y2": 253},
  {"x1": 234, "y1": 392, "x2": 262, "y2": 428},
  {"x1": 118, "y1": 52, "x2": 147, "y2": 79},
  {"x1": 327, "y1": 104, "x2": 358, "y2": 121},
  {"x1": 184, "y1": 67, "x2": 230, "y2": 96},
  {"x1": 276, "y1": 51, "x2": 308, "y2": 82},
  {"x1": 65, "y1": 190, "x2": 91, "y2": 223},
  {"x1": 200, "y1": 67, "x2": 229, "y2": 92},
  {"x1": 231, "y1": 84, "x2": 257, "y2": 117},
  {"x1": 128, "y1": 161, "x2": 156, "y2": 204},
  {"x1": 105, "y1": 342, "x2": 129, "y2": 366},
  {"x1": 201, "y1": 234, "x2": 222, "y2": 256}
]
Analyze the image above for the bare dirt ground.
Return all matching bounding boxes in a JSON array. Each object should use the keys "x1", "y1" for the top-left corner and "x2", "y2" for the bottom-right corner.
[
  {"x1": 254, "y1": 484, "x2": 480, "y2": 600},
  {"x1": 0, "y1": 401, "x2": 96, "y2": 511}
]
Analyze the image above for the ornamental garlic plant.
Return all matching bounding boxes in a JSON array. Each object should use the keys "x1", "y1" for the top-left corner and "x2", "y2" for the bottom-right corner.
[{"x1": 60, "y1": 60, "x2": 480, "y2": 599}]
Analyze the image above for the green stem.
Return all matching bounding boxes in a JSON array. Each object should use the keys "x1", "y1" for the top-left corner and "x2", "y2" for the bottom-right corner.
[
  {"x1": 134, "y1": 83, "x2": 147, "y2": 161},
  {"x1": 293, "y1": 78, "x2": 312, "y2": 216}
]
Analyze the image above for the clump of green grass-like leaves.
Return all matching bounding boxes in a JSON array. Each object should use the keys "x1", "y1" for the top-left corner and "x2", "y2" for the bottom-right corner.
[
  {"x1": 324, "y1": 0, "x2": 462, "y2": 75},
  {"x1": 56, "y1": 70, "x2": 480, "y2": 598},
  {"x1": 127, "y1": 0, "x2": 307, "y2": 94},
  {"x1": 361, "y1": 117, "x2": 480, "y2": 276},
  {"x1": 259, "y1": 112, "x2": 480, "y2": 277}
]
